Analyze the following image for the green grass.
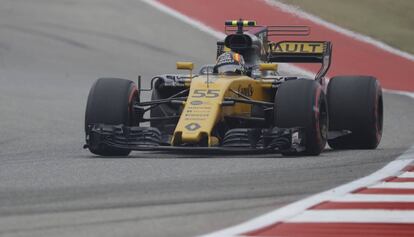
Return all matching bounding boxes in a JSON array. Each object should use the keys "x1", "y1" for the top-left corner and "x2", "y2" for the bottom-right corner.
[{"x1": 279, "y1": 0, "x2": 414, "y2": 54}]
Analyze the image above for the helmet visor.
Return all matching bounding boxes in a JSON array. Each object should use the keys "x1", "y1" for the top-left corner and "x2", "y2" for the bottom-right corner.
[{"x1": 216, "y1": 64, "x2": 244, "y2": 74}]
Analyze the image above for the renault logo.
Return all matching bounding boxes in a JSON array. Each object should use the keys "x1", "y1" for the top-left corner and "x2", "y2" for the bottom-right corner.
[{"x1": 185, "y1": 123, "x2": 200, "y2": 131}]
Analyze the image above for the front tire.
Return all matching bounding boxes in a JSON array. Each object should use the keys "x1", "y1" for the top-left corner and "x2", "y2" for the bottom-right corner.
[
  {"x1": 327, "y1": 76, "x2": 383, "y2": 149},
  {"x1": 85, "y1": 78, "x2": 138, "y2": 156},
  {"x1": 275, "y1": 80, "x2": 328, "y2": 155}
]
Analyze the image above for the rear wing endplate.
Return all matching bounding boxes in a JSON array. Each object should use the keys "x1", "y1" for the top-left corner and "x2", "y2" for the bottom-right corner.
[{"x1": 268, "y1": 41, "x2": 332, "y2": 79}]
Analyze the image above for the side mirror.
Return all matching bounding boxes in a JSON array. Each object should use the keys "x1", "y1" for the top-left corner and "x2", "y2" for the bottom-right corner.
[
  {"x1": 176, "y1": 62, "x2": 194, "y2": 70},
  {"x1": 176, "y1": 62, "x2": 194, "y2": 79},
  {"x1": 259, "y1": 63, "x2": 278, "y2": 72}
]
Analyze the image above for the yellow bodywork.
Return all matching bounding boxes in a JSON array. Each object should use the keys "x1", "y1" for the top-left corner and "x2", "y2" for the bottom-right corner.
[
  {"x1": 259, "y1": 63, "x2": 278, "y2": 72},
  {"x1": 172, "y1": 75, "x2": 270, "y2": 146},
  {"x1": 176, "y1": 62, "x2": 194, "y2": 70}
]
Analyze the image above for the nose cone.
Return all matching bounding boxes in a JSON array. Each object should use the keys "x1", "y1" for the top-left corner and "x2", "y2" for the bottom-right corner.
[{"x1": 172, "y1": 77, "x2": 225, "y2": 146}]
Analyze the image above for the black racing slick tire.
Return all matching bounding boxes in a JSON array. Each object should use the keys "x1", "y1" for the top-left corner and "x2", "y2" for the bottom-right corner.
[
  {"x1": 85, "y1": 78, "x2": 138, "y2": 156},
  {"x1": 327, "y1": 76, "x2": 383, "y2": 149},
  {"x1": 275, "y1": 80, "x2": 328, "y2": 156}
]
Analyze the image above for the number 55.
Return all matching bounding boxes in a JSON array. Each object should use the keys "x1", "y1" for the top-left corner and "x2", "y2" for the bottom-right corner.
[{"x1": 192, "y1": 89, "x2": 220, "y2": 98}]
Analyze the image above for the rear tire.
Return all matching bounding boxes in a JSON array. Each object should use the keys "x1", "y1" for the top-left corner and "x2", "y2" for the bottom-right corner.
[
  {"x1": 85, "y1": 78, "x2": 138, "y2": 156},
  {"x1": 327, "y1": 76, "x2": 383, "y2": 149},
  {"x1": 275, "y1": 80, "x2": 328, "y2": 155}
]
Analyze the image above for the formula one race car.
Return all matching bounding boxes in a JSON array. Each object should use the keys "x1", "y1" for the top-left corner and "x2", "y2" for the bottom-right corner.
[{"x1": 84, "y1": 20, "x2": 383, "y2": 156}]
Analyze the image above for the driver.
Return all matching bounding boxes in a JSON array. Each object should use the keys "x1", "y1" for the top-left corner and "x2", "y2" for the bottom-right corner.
[{"x1": 214, "y1": 52, "x2": 246, "y2": 75}]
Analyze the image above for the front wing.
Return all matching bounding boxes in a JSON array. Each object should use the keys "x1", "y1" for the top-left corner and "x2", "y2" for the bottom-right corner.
[{"x1": 84, "y1": 124, "x2": 306, "y2": 154}]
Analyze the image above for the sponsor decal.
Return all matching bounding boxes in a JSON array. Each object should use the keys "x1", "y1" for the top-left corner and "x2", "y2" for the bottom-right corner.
[
  {"x1": 191, "y1": 100, "x2": 203, "y2": 105},
  {"x1": 184, "y1": 107, "x2": 211, "y2": 120},
  {"x1": 271, "y1": 42, "x2": 325, "y2": 54},
  {"x1": 237, "y1": 84, "x2": 254, "y2": 97}
]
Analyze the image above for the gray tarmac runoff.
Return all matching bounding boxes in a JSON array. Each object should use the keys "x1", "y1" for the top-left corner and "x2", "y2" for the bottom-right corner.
[{"x1": 0, "y1": 1, "x2": 413, "y2": 237}]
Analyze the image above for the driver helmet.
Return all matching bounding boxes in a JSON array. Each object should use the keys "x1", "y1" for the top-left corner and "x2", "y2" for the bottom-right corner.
[{"x1": 214, "y1": 52, "x2": 246, "y2": 75}]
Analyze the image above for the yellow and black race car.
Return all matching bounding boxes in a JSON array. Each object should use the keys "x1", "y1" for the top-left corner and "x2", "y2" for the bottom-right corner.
[{"x1": 84, "y1": 20, "x2": 383, "y2": 156}]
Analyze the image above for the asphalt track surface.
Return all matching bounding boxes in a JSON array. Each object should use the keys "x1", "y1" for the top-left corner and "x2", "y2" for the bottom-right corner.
[{"x1": 0, "y1": 1, "x2": 413, "y2": 237}]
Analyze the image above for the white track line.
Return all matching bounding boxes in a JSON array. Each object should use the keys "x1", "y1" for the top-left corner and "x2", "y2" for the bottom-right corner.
[
  {"x1": 331, "y1": 194, "x2": 414, "y2": 203},
  {"x1": 263, "y1": 0, "x2": 414, "y2": 62},
  {"x1": 202, "y1": 156, "x2": 414, "y2": 237},
  {"x1": 384, "y1": 89, "x2": 414, "y2": 100},
  {"x1": 140, "y1": 0, "x2": 225, "y2": 39},
  {"x1": 286, "y1": 210, "x2": 414, "y2": 223},
  {"x1": 400, "y1": 172, "x2": 414, "y2": 178},
  {"x1": 372, "y1": 182, "x2": 414, "y2": 189}
]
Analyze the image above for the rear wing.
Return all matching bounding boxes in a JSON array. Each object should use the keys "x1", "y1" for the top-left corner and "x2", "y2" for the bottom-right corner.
[
  {"x1": 222, "y1": 20, "x2": 332, "y2": 80},
  {"x1": 225, "y1": 23, "x2": 310, "y2": 37},
  {"x1": 268, "y1": 41, "x2": 332, "y2": 79}
]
